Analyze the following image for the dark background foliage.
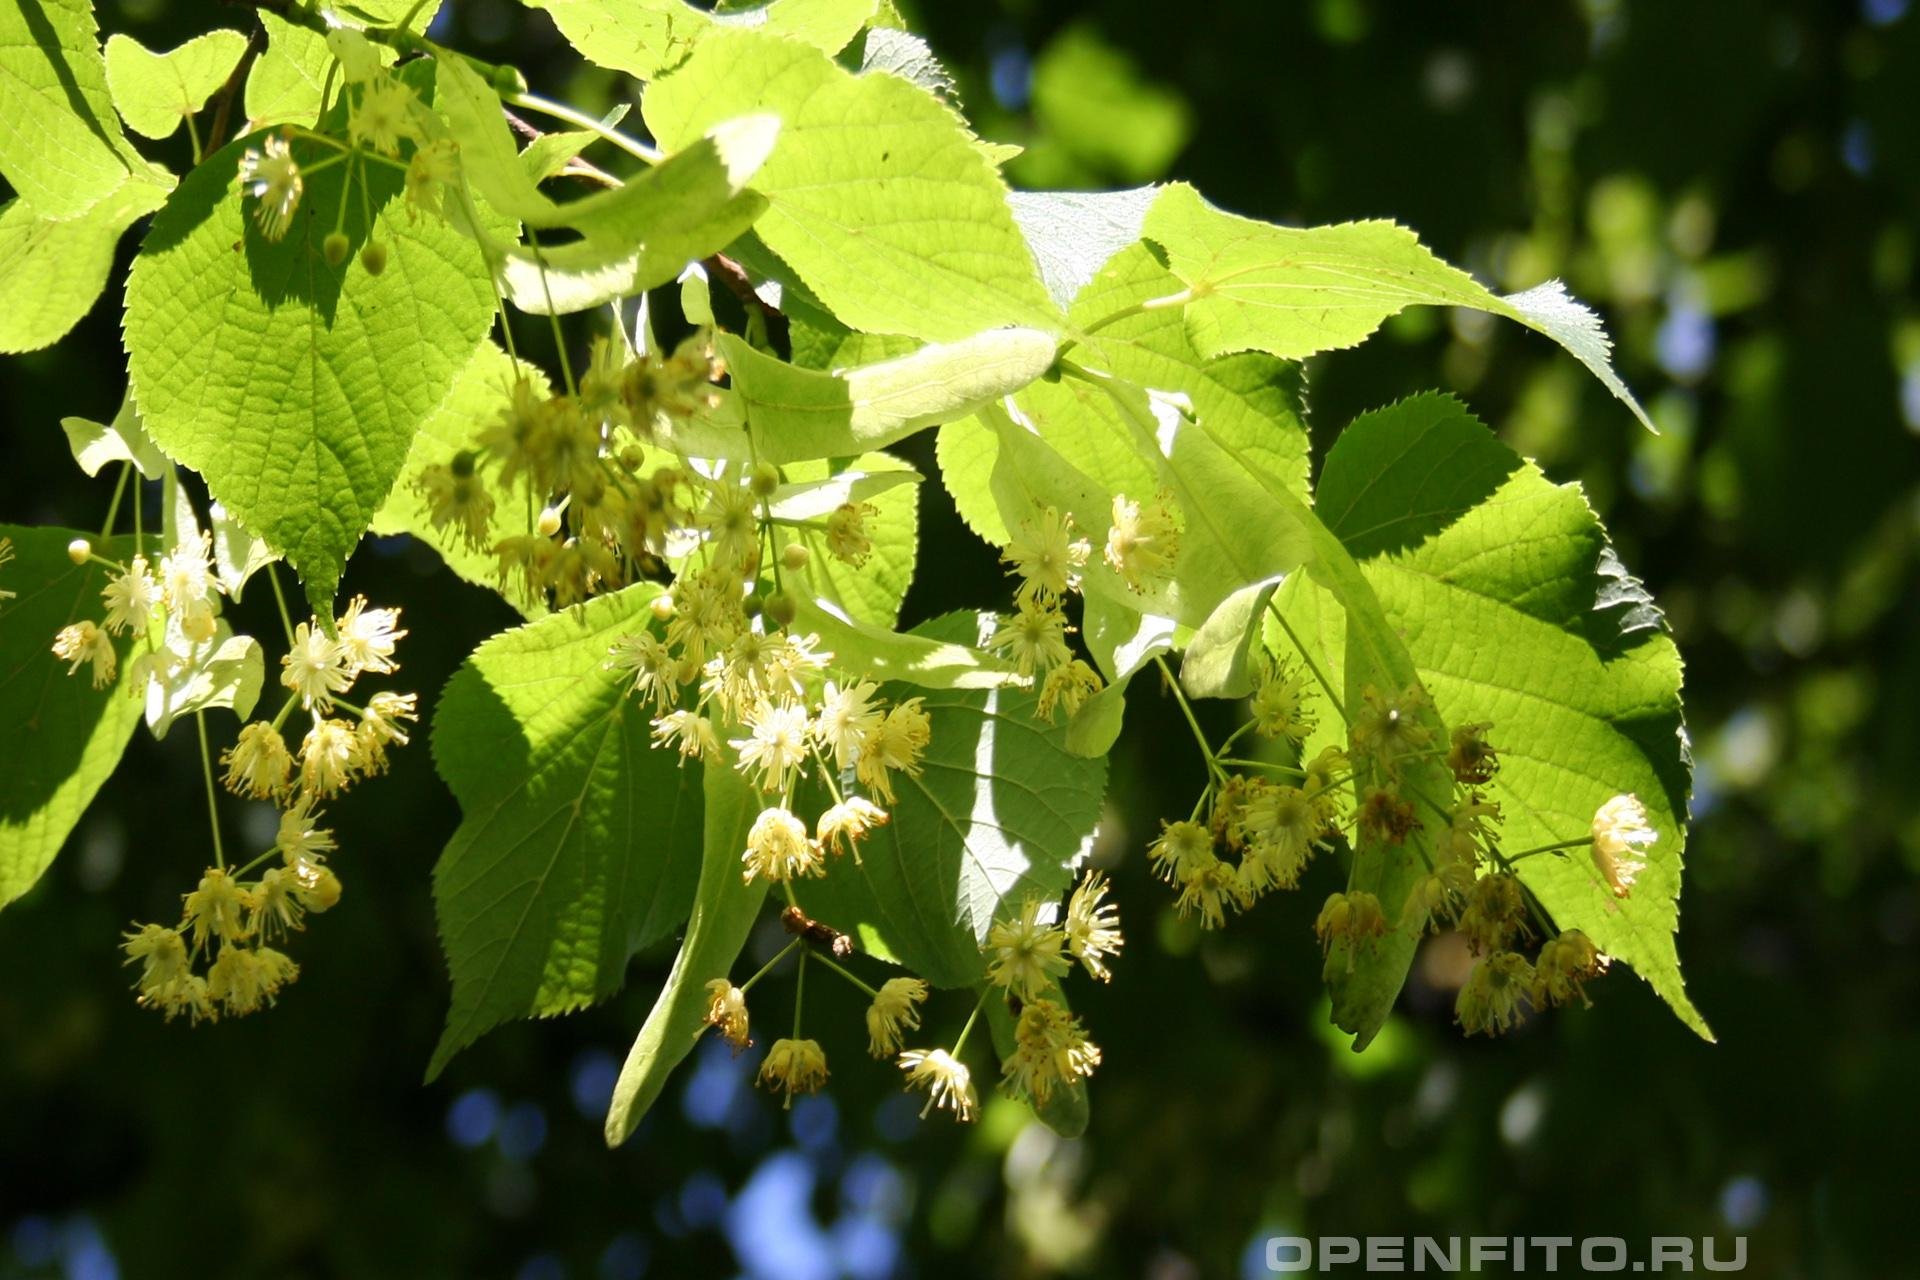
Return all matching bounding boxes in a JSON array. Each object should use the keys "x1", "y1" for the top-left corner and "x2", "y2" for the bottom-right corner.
[{"x1": 4, "y1": 1, "x2": 1919, "y2": 1276}]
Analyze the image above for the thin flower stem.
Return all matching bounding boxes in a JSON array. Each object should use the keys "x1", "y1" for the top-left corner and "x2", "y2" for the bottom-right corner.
[
  {"x1": 1214, "y1": 757, "x2": 1308, "y2": 776},
  {"x1": 132, "y1": 471, "x2": 143, "y2": 557},
  {"x1": 739, "y1": 937, "x2": 802, "y2": 994},
  {"x1": 1263, "y1": 597, "x2": 1347, "y2": 724},
  {"x1": 808, "y1": 745, "x2": 847, "y2": 806},
  {"x1": 951, "y1": 986, "x2": 992, "y2": 1056},
  {"x1": 1059, "y1": 287, "x2": 1194, "y2": 357},
  {"x1": 230, "y1": 846, "x2": 280, "y2": 879},
  {"x1": 98, "y1": 463, "x2": 131, "y2": 539},
  {"x1": 269, "y1": 693, "x2": 298, "y2": 733},
  {"x1": 523, "y1": 226, "x2": 577, "y2": 395},
  {"x1": 196, "y1": 712, "x2": 227, "y2": 869},
  {"x1": 1502, "y1": 837, "x2": 1590, "y2": 861},
  {"x1": 504, "y1": 91, "x2": 665, "y2": 166},
  {"x1": 266, "y1": 562, "x2": 298, "y2": 645},
  {"x1": 185, "y1": 112, "x2": 204, "y2": 166},
  {"x1": 792, "y1": 946, "x2": 808, "y2": 1039},
  {"x1": 811, "y1": 949, "x2": 879, "y2": 1001},
  {"x1": 1154, "y1": 655, "x2": 1227, "y2": 784}
]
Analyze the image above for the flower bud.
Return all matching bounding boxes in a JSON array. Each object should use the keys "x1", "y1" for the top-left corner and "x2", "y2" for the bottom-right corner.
[
  {"x1": 323, "y1": 231, "x2": 350, "y2": 266},
  {"x1": 649, "y1": 593, "x2": 675, "y2": 622},
  {"x1": 780, "y1": 542, "x2": 810, "y2": 571},
  {"x1": 66, "y1": 537, "x2": 91, "y2": 565},
  {"x1": 536, "y1": 505, "x2": 563, "y2": 537},
  {"x1": 748, "y1": 462, "x2": 781, "y2": 498},
  {"x1": 360, "y1": 241, "x2": 387, "y2": 275},
  {"x1": 763, "y1": 591, "x2": 797, "y2": 628}
]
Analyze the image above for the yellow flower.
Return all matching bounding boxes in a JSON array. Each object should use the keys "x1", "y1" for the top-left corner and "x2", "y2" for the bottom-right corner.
[
  {"x1": 276, "y1": 794, "x2": 337, "y2": 863},
  {"x1": 854, "y1": 698, "x2": 930, "y2": 804},
  {"x1": 1458, "y1": 873, "x2": 1531, "y2": 955},
  {"x1": 1591, "y1": 794, "x2": 1654, "y2": 898},
  {"x1": 415, "y1": 451, "x2": 495, "y2": 550},
  {"x1": 354, "y1": 690, "x2": 417, "y2": 773},
  {"x1": 222, "y1": 721, "x2": 293, "y2": 800},
  {"x1": 299, "y1": 717, "x2": 361, "y2": 797},
  {"x1": 1175, "y1": 855, "x2": 1244, "y2": 929},
  {"x1": 336, "y1": 596, "x2": 406, "y2": 675},
  {"x1": 1533, "y1": 929, "x2": 1606, "y2": 1008},
  {"x1": 652, "y1": 709, "x2": 721, "y2": 764},
  {"x1": 1103, "y1": 491, "x2": 1179, "y2": 592},
  {"x1": 702, "y1": 978, "x2": 751, "y2": 1051},
  {"x1": 281, "y1": 621, "x2": 353, "y2": 711},
  {"x1": 816, "y1": 797, "x2": 888, "y2": 861},
  {"x1": 1036, "y1": 659, "x2": 1103, "y2": 721},
  {"x1": 1001, "y1": 998, "x2": 1101, "y2": 1105},
  {"x1": 1003, "y1": 506, "x2": 1088, "y2": 604},
  {"x1": 741, "y1": 807, "x2": 822, "y2": 883},
  {"x1": 238, "y1": 134, "x2": 301, "y2": 240},
  {"x1": 984, "y1": 897, "x2": 1071, "y2": 1000},
  {"x1": 1249, "y1": 655, "x2": 1316, "y2": 742},
  {"x1": 159, "y1": 531, "x2": 220, "y2": 643},
  {"x1": 101, "y1": 556, "x2": 160, "y2": 635},
  {"x1": 121, "y1": 924, "x2": 212, "y2": 1022},
  {"x1": 825, "y1": 502, "x2": 876, "y2": 565},
  {"x1": 1447, "y1": 721, "x2": 1500, "y2": 784},
  {"x1": 1063, "y1": 873, "x2": 1123, "y2": 981},
  {"x1": 813, "y1": 679, "x2": 884, "y2": 772},
  {"x1": 898, "y1": 1047, "x2": 977, "y2": 1121},
  {"x1": 1457, "y1": 950, "x2": 1534, "y2": 1036},
  {"x1": 731, "y1": 697, "x2": 813, "y2": 794},
  {"x1": 249, "y1": 867, "x2": 306, "y2": 940},
  {"x1": 208, "y1": 945, "x2": 299, "y2": 1016},
  {"x1": 1148, "y1": 819, "x2": 1214, "y2": 884},
  {"x1": 404, "y1": 137, "x2": 459, "y2": 219},
  {"x1": 1313, "y1": 890, "x2": 1388, "y2": 968},
  {"x1": 987, "y1": 597, "x2": 1073, "y2": 678},
  {"x1": 183, "y1": 868, "x2": 249, "y2": 950},
  {"x1": 348, "y1": 74, "x2": 419, "y2": 157},
  {"x1": 865, "y1": 977, "x2": 928, "y2": 1058},
  {"x1": 1238, "y1": 785, "x2": 1317, "y2": 890},
  {"x1": 609, "y1": 630, "x2": 679, "y2": 713},
  {"x1": 1349, "y1": 684, "x2": 1435, "y2": 773},
  {"x1": 1301, "y1": 745, "x2": 1351, "y2": 835},
  {"x1": 700, "y1": 480, "x2": 761, "y2": 571},
  {"x1": 1356, "y1": 785, "x2": 1419, "y2": 845},
  {"x1": 51, "y1": 620, "x2": 116, "y2": 689},
  {"x1": 756, "y1": 1037, "x2": 828, "y2": 1108}
]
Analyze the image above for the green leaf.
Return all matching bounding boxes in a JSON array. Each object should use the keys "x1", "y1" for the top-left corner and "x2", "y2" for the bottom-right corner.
[
  {"x1": 0, "y1": 526, "x2": 144, "y2": 907},
  {"x1": 1283, "y1": 395, "x2": 1706, "y2": 1038},
  {"x1": 1179, "y1": 579, "x2": 1279, "y2": 701},
  {"x1": 104, "y1": 30, "x2": 248, "y2": 139},
  {"x1": 712, "y1": 327, "x2": 1056, "y2": 465},
  {"x1": 776, "y1": 454, "x2": 918, "y2": 628},
  {"x1": 0, "y1": 0, "x2": 140, "y2": 219},
  {"x1": 243, "y1": 12, "x2": 346, "y2": 128},
  {"x1": 141, "y1": 622, "x2": 264, "y2": 741},
  {"x1": 1142, "y1": 182, "x2": 1653, "y2": 430},
  {"x1": 59, "y1": 391, "x2": 167, "y2": 479},
  {"x1": 797, "y1": 614, "x2": 1109, "y2": 987},
  {"x1": 604, "y1": 762, "x2": 767, "y2": 1146},
  {"x1": 790, "y1": 595, "x2": 1018, "y2": 691},
  {"x1": 644, "y1": 30, "x2": 1060, "y2": 342},
  {"x1": 125, "y1": 67, "x2": 498, "y2": 619},
  {"x1": 0, "y1": 176, "x2": 170, "y2": 354},
  {"x1": 491, "y1": 115, "x2": 777, "y2": 314},
  {"x1": 1009, "y1": 186, "x2": 1157, "y2": 311},
  {"x1": 208, "y1": 501, "x2": 278, "y2": 601},
  {"x1": 428, "y1": 583, "x2": 706, "y2": 1077},
  {"x1": 370, "y1": 340, "x2": 547, "y2": 614},
  {"x1": 859, "y1": 27, "x2": 956, "y2": 103},
  {"x1": 1022, "y1": 25, "x2": 1191, "y2": 186},
  {"x1": 1314, "y1": 393, "x2": 1523, "y2": 561},
  {"x1": 527, "y1": 0, "x2": 875, "y2": 81}
]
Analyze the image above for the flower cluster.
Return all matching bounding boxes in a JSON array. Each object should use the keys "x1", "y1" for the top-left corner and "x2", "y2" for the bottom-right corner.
[
  {"x1": 707, "y1": 869, "x2": 1121, "y2": 1125},
  {"x1": 110, "y1": 582, "x2": 413, "y2": 1023},
  {"x1": 1136, "y1": 638, "x2": 1646, "y2": 1038}
]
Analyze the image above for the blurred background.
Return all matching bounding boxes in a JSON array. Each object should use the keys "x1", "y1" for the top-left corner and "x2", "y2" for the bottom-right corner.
[{"x1": 4, "y1": 0, "x2": 1919, "y2": 1276}]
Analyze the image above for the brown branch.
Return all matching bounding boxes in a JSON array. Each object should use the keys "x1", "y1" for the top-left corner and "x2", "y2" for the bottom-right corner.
[
  {"x1": 780, "y1": 905, "x2": 853, "y2": 958},
  {"x1": 204, "y1": 23, "x2": 268, "y2": 152}
]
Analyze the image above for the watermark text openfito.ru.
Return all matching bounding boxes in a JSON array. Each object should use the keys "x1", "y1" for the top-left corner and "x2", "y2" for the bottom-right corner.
[{"x1": 1262, "y1": 1236, "x2": 1748, "y2": 1272}]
